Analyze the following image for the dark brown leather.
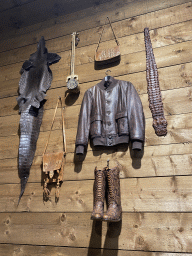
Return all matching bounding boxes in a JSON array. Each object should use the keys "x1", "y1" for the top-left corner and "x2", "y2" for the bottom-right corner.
[
  {"x1": 75, "y1": 77, "x2": 145, "y2": 154},
  {"x1": 103, "y1": 166, "x2": 122, "y2": 222},
  {"x1": 91, "y1": 167, "x2": 106, "y2": 220}
]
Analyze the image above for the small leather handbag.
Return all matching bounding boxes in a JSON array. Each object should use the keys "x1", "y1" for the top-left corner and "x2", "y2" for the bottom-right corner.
[
  {"x1": 95, "y1": 16, "x2": 120, "y2": 65},
  {"x1": 42, "y1": 97, "x2": 66, "y2": 202}
]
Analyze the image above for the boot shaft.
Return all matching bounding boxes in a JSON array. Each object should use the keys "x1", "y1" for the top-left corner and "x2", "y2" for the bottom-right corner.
[
  {"x1": 103, "y1": 166, "x2": 122, "y2": 222},
  {"x1": 106, "y1": 166, "x2": 121, "y2": 205},
  {"x1": 91, "y1": 167, "x2": 107, "y2": 220},
  {"x1": 93, "y1": 167, "x2": 106, "y2": 203}
]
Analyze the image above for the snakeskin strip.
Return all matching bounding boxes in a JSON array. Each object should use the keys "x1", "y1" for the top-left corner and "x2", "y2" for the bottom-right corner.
[{"x1": 144, "y1": 27, "x2": 167, "y2": 136}]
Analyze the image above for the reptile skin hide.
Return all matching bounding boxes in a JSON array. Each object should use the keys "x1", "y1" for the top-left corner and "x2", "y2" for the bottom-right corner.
[
  {"x1": 17, "y1": 36, "x2": 61, "y2": 204},
  {"x1": 144, "y1": 27, "x2": 167, "y2": 136}
]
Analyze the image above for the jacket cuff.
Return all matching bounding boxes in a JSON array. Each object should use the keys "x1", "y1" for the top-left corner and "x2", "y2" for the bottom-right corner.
[
  {"x1": 132, "y1": 140, "x2": 143, "y2": 150},
  {"x1": 76, "y1": 145, "x2": 85, "y2": 154}
]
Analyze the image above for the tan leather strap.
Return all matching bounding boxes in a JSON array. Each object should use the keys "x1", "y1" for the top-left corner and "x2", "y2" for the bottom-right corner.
[
  {"x1": 43, "y1": 97, "x2": 66, "y2": 156},
  {"x1": 96, "y1": 16, "x2": 119, "y2": 53}
]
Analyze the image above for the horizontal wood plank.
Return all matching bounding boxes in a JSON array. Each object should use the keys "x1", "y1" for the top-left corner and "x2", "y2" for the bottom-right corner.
[
  {"x1": 0, "y1": 0, "x2": 113, "y2": 34},
  {"x1": 1, "y1": 39, "x2": 192, "y2": 95},
  {"x1": 1, "y1": 13, "x2": 192, "y2": 68},
  {"x1": 1, "y1": 61, "x2": 192, "y2": 118},
  {"x1": 0, "y1": 175, "x2": 192, "y2": 212},
  {"x1": 0, "y1": 60, "x2": 191, "y2": 100},
  {"x1": 1, "y1": 109, "x2": 192, "y2": 160},
  {"x1": 0, "y1": 212, "x2": 192, "y2": 252},
  {"x1": 0, "y1": 142, "x2": 191, "y2": 184},
  {"x1": 1, "y1": 84, "x2": 192, "y2": 136},
  {"x1": 1, "y1": 0, "x2": 191, "y2": 52},
  {"x1": 0, "y1": 244, "x2": 190, "y2": 256}
]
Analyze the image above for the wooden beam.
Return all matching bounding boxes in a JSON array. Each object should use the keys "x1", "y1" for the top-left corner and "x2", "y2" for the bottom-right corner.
[
  {"x1": 0, "y1": 244, "x2": 190, "y2": 256},
  {"x1": 0, "y1": 141, "x2": 192, "y2": 183},
  {"x1": 0, "y1": 97, "x2": 192, "y2": 159},
  {"x1": 0, "y1": 60, "x2": 191, "y2": 100},
  {"x1": 1, "y1": 81, "x2": 192, "y2": 135},
  {"x1": 0, "y1": 0, "x2": 115, "y2": 34},
  {"x1": 0, "y1": 142, "x2": 191, "y2": 184},
  {"x1": 1, "y1": 12, "x2": 192, "y2": 68},
  {"x1": 1, "y1": 0, "x2": 191, "y2": 51},
  {"x1": 0, "y1": 95, "x2": 192, "y2": 159},
  {"x1": 1, "y1": 38, "x2": 192, "y2": 99},
  {"x1": 0, "y1": 174, "x2": 192, "y2": 212},
  {"x1": 0, "y1": 212, "x2": 192, "y2": 252}
]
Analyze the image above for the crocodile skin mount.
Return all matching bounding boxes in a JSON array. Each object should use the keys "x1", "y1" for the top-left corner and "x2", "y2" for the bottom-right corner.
[
  {"x1": 17, "y1": 37, "x2": 61, "y2": 204},
  {"x1": 144, "y1": 27, "x2": 167, "y2": 136}
]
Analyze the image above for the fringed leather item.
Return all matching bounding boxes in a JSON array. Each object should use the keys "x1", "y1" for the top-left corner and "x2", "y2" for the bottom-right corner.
[{"x1": 42, "y1": 97, "x2": 66, "y2": 202}]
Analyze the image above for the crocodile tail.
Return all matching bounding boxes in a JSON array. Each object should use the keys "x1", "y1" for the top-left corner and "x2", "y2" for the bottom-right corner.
[{"x1": 18, "y1": 176, "x2": 29, "y2": 205}]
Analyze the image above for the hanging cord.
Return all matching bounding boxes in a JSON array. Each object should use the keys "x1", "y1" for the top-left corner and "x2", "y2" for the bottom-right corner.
[
  {"x1": 43, "y1": 96, "x2": 66, "y2": 157},
  {"x1": 96, "y1": 16, "x2": 119, "y2": 53}
]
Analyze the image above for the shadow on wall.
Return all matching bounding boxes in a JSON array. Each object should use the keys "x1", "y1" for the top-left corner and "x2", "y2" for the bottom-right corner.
[
  {"x1": 87, "y1": 220, "x2": 122, "y2": 256},
  {"x1": 73, "y1": 142, "x2": 144, "y2": 174}
]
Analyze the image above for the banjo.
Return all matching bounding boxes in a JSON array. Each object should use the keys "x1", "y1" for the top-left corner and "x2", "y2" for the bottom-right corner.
[{"x1": 66, "y1": 32, "x2": 80, "y2": 92}]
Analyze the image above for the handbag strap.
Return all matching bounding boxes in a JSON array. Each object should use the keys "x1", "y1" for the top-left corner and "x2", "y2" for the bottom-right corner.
[
  {"x1": 43, "y1": 97, "x2": 66, "y2": 156},
  {"x1": 96, "y1": 16, "x2": 119, "y2": 53}
]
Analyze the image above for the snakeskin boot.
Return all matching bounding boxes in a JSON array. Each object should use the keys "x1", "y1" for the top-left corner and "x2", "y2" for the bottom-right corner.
[
  {"x1": 102, "y1": 166, "x2": 122, "y2": 222},
  {"x1": 91, "y1": 167, "x2": 106, "y2": 220}
]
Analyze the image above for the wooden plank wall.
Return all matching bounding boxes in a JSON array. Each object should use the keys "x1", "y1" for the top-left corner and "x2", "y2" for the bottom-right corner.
[{"x1": 0, "y1": 0, "x2": 192, "y2": 255}]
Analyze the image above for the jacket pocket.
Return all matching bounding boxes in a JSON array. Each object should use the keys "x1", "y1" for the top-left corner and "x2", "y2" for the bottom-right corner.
[
  {"x1": 115, "y1": 111, "x2": 129, "y2": 135},
  {"x1": 90, "y1": 114, "x2": 103, "y2": 137}
]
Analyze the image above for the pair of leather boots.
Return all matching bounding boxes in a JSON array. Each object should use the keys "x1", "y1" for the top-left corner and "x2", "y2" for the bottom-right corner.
[{"x1": 91, "y1": 166, "x2": 122, "y2": 222}]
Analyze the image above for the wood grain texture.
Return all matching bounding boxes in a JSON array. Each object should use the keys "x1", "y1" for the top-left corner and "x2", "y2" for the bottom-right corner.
[
  {"x1": 1, "y1": 0, "x2": 191, "y2": 52},
  {"x1": 0, "y1": 142, "x2": 191, "y2": 184},
  {"x1": 0, "y1": 212, "x2": 192, "y2": 252},
  {"x1": 1, "y1": 38, "x2": 192, "y2": 94},
  {"x1": 0, "y1": 245, "x2": 190, "y2": 256},
  {"x1": 1, "y1": 82, "x2": 192, "y2": 135},
  {"x1": 1, "y1": 11, "x2": 192, "y2": 68},
  {"x1": 0, "y1": 0, "x2": 113, "y2": 34},
  {"x1": 0, "y1": 0, "x2": 192, "y2": 254},
  {"x1": 0, "y1": 175, "x2": 192, "y2": 212},
  {"x1": 1, "y1": 107, "x2": 192, "y2": 159},
  {"x1": 0, "y1": 60, "x2": 191, "y2": 99}
]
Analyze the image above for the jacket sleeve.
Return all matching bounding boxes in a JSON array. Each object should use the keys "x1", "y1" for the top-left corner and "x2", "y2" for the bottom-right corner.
[
  {"x1": 127, "y1": 82, "x2": 145, "y2": 150},
  {"x1": 75, "y1": 90, "x2": 92, "y2": 154}
]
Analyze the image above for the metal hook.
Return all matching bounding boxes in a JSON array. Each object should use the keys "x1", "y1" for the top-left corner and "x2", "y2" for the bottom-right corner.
[
  {"x1": 107, "y1": 159, "x2": 110, "y2": 169},
  {"x1": 105, "y1": 69, "x2": 111, "y2": 76}
]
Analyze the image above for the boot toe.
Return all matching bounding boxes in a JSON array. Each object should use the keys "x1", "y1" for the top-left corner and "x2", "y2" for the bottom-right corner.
[
  {"x1": 91, "y1": 212, "x2": 103, "y2": 220},
  {"x1": 102, "y1": 214, "x2": 121, "y2": 222},
  {"x1": 102, "y1": 203, "x2": 122, "y2": 222}
]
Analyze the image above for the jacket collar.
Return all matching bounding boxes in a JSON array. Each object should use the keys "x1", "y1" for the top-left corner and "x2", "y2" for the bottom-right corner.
[{"x1": 97, "y1": 76, "x2": 118, "y2": 91}]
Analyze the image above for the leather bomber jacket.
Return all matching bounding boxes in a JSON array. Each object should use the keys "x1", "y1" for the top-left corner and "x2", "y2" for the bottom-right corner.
[{"x1": 75, "y1": 76, "x2": 145, "y2": 154}]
